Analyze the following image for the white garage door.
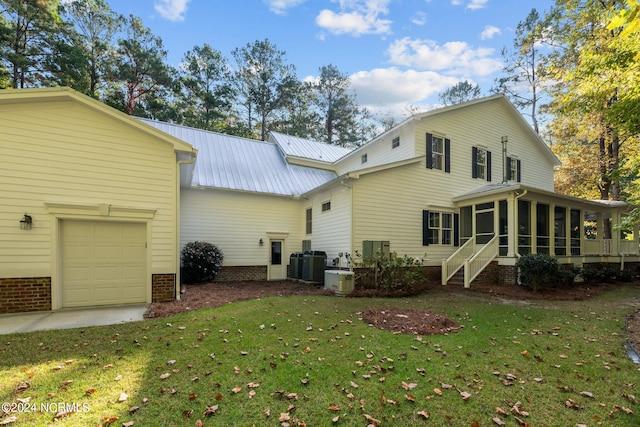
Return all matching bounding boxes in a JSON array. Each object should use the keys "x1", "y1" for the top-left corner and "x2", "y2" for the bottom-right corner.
[{"x1": 61, "y1": 220, "x2": 147, "y2": 308}]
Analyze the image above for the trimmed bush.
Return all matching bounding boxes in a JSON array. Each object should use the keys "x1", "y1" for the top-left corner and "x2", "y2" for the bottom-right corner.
[
  {"x1": 353, "y1": 252, "x2": 424, "y2": 294},
  {"x1": 580, "y1": 266, "x2": 633, "y2": 283},
  {"x1": 181, "y1": 241, "x2": 224, "y2": 284},
  {"x1": 516, "y1": 253, "x2": 577, "y2": 292}
]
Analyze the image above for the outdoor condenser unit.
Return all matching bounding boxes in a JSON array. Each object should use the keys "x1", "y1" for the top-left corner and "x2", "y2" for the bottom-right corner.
[{"x1": 324, "y1": 270, "x2": 354, "y2": 296}]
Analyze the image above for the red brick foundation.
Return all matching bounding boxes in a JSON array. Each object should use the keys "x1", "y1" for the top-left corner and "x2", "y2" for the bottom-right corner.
[
  {"x1": 499, "y1": 265, "x2": 518, "y2": 285},
  {"x1": 152, "y1": 274, "x2": 176, "y2": 302},
  {"x1": 0, "y1": 277, "x2": 52, "y2": 314},
  {"x1": 215, "y1": 266, "x2": 268, "y2": 282}
]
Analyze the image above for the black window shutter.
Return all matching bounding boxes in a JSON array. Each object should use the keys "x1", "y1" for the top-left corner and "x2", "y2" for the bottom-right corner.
[
  {"x1": 516, "y1": 159, "x2": 522, "y2": 182},
  {"x1": 426, "y1": 133, "x2": 433, "y2": 169},
  {"x1": 506, "y1": 156, "x2": 512, "y2": 180},
  {"x1": 471, "y1": 147, "x2": 478, "y2": 178},
  {"x1": 444, "y1": 138, "x2": 451, "y2": 173},
  {"x1": 487, "y1": 151, "x2": 492, "y2": 181},
  {"x1": 422, "y1": 210, "x2": 430, "y2": 246},
  {"x1": 453, "y1": 213, "x2": 459, "y2": 247}
]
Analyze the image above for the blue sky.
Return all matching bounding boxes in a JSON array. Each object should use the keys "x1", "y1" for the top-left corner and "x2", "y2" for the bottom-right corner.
[{"x1": 104, "y1": 0, "x2": 555, "y2": 116}]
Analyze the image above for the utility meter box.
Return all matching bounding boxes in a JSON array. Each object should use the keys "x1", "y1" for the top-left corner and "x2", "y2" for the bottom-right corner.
[{"x1": 324, "y1": 270, "x2": 355, "y2": 296}]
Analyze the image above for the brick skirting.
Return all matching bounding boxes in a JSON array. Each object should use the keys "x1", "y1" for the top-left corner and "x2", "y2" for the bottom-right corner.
[
  {"x1": 0, "y1": 277, "x2": 52, "y2": 314},
  {"x1": 152, "y1": 274, "x2": 176, "y2": 302},
  {"x1": 215, "y1": 266, "x2": 268, "y2": 282}
]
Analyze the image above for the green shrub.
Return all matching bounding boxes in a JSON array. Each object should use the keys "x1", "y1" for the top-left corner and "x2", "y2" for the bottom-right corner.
[
  {"x1": 516, "y1": 253, "x2": 577, "y2": 292},
  {"x1": 353, "y1": 252, "x2": 424, "y2": 293},
  {"x1": 581, "y1": 266, "x2": 633, "y2": 283},
  {"x1": 181, "y1": 241, "x2": 224, "y2": 284}
]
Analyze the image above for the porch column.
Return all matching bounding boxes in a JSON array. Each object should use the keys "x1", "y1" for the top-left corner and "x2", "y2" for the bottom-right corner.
[
  {"x1": 549, "y1": 203, "x2": 556, "y2": 256},
  {"x1": 611, "y1": 209, "x2": 620, "y2": 255},
  {"x1": 508, "y1": 195, "x2": 516, "y2": 257},
  {"x1": 564, "y1": 207, "x2": 570, "y2": 257},
  {"x1": 596, "y1": 212, "x2": 604, "y2": 255},
  {"x1": 531, "y1": 201, "x2": 537, "y2": 253}
]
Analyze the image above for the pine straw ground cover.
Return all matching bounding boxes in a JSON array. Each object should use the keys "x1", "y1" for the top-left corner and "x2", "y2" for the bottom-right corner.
[{"x1": 1, "y1": 281, "x2": 639, "y2": 426}]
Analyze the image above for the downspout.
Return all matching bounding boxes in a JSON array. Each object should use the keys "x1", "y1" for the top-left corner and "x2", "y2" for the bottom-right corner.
[
  {"x1": 341, "y1": 176, "x2": 354, "y2": 271},
  {"x1": 175, "y1": 154, "x2": 196, "y2": 301}
]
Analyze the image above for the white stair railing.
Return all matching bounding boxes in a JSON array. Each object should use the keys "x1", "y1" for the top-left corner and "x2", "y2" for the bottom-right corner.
[
  {"x1": 464, "y1": 235, "x2": 499, "y2": 288},
  {"x1": 442, "y1": 237, "x2": 475, "y2": 285}
]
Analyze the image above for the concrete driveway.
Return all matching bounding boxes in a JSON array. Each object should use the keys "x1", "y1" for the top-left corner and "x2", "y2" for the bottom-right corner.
[{"x1": 0, "y1": 305, "x2": 148, "y2": 335}]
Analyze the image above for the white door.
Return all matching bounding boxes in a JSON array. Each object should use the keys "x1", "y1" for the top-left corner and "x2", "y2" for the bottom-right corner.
[
  {"x1": 61, "y1": 220, "x2": 146, "y2": 307},
  {"x1": 268, "y1": 239, "x2": 286, "y2": 280}
]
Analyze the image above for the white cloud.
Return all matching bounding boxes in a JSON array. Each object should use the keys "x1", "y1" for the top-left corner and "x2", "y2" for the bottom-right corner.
[
  {"x1": 386, "y1": 37, "x2": 502, "y2": 76},
  {"x1": 154, "y1": 0, "x2": 191, "y2": 22},
  {"x1": 264, "y1": 0, "x2": 308, "y2": 15},
  {"x1": 480, "y1": 25, "x2": 501, "y2": 40},
  {"x1": 316, "y1": 0, "x2": 392, "y2": 36},
  {"x1": 411, "y1": 11, "x2": 427, "y2": 26},
  {"x1": 349, "y1": 67, "x2": 459, "y2": 106},
  {"x1": 451, "y1": 0, "x2": 488, "y2": 10},
  {"x1": 467, "y1": 0, "x2": 488, "y2": 10}
]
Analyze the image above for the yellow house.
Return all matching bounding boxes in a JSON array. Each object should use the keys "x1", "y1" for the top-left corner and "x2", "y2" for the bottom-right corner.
[{"x1": 0, "y1": 88, "x2": 196, "y2": 313}]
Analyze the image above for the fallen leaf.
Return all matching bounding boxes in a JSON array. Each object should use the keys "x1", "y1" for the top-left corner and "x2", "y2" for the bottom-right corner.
[
  {"x1": 129, "y1": 406, "x2": 140, "y2": 414},
  {"x1": 122, "y1": 421, "x2": 134, "y2": 427},
  {"x1": 279, "y1": 412, "x2": 290, "y2": 422},
  {"x1": 328, "y1": 403, "x2": 340, "y2": 412},
  {"x1": 203, "y1": 405, "x2": 218, "y2": 417},
  {"x1": 0, "y1": 416, "x2": 18, "y2": 425},
  {"x1": 492, "y1": 417, "x2": 506, "y2": 425},
  {"x1": 460, "y1": 391, "x2": 472, "y2": 400},
  {"x1": 416, "y1": 410, "x2": 430, "y2": 419},
  {"x1": 434, "y1": 388, "x2": 442, "y2": 396},
  {"x1": 118, "y1": 392, "x2": 128, "y2": 402},
  {"x1": 159, "y1": 373, "x2": 170, "y2": 380},
  {"x1": 579, "y1": 391, "x2": 594, "y2": 398},
  {"x1": 401, "y1": 381, "x2": 417, "y2": 390},
  {"x1": 332, "y1": 415, "x2": 340, "y2": 423},
  {"x1": 14, "y1": 381, "x2": 30, "y2": 393},
  {"x1": 85, "y1": 388, "x2": 96, "y2": 395},
  {"x1": 231, "y1": 386, "x2": 242, "y2": 394},
  {"x1": 363, "y1": 414, "x2": 381, "y2": 425}
]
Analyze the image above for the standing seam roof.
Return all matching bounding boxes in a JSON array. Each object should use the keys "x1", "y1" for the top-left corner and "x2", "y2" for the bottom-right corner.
[{"x1": 138, "y1": 119, "x2": 337, "y2": 196}]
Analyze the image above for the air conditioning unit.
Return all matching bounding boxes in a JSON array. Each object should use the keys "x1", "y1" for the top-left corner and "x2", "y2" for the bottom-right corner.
[{"x1": 324, "y1": 270, "x2": 354, "y2": 296}]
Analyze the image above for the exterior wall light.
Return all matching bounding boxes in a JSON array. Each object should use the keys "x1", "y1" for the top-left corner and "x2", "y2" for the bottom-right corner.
[
  {"x1": 20, "y1": 213, "x2": 33, "y2": 230},
  {"x1": 259, "y1": 238, "x2": 264, "y2": 246}
]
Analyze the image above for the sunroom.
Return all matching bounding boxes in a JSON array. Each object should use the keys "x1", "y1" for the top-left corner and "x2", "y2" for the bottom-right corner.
[{"x1": 442, "y1": 183, "x2": 640, "y2": 287}]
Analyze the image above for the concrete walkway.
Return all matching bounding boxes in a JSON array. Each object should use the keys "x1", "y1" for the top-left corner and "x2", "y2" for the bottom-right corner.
[{"x1": 0, "y1": 305, "x2": 148, "y2": 335}]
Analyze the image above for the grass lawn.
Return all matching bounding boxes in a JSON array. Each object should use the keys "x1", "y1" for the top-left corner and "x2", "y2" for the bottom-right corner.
[{"x1": 1, "y1": 286, "x2": 639, "y2": 426}]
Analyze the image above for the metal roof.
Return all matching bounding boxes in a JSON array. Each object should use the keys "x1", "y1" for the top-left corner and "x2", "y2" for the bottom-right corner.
[
  {"x1": 138, "y1": 119, "x2": 337, "y2": 196},
  {"x1": 269, "y1": 131, "x2": 352, "y2": 163}
]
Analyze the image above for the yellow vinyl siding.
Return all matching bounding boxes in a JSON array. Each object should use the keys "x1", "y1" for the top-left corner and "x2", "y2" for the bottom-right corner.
[
  {"x1": 180, "y1": 189, "x2": 304, "y2": 266},
  {"x1": 414, "y1": 98, "x2": 555, "y2": 192},
  {"x1": 305, "y1": 184, "x2": 352, "y2": 260},
  {"x1": 0, "y1": 95, "x2": 179, "y2": 278},
  {"x1": 352, "y1": 163, "x2": 455, "y2": 265}
]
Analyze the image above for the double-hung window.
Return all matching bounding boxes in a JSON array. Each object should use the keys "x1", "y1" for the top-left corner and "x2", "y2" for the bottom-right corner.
[
  {"x1": 472, "y1": 146, "x2": 491, "y2": 181},
  {"x1": 425, "y1": 211, "x2": 453, "y2": 245},
  {"x1": 426, "y1": 133, "x2": 450, "y2": 172}
]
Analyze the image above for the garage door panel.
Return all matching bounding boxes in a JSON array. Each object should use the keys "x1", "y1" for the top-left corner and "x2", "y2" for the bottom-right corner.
[{"x1": 62, "y1": 221, "x2": 147, "y2": 308}]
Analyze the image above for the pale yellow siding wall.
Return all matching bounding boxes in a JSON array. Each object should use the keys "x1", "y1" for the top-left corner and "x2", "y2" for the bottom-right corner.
[
  {"x1": 335, "y1": 125, "x2": 417, "y2": 176},
  {"x1": 0, "y1": 100, "x2": 178, "y2": 278},
  {"x1": 413, "y1": 99, "x2": 556, "y2": 192},
  {"x1": 352, "y1": 164, "x2": 453, "y2": 266},
  {"x1": 180, "y1": 189, "x2": 304, "y2": 265},
  {"x1": 304, "y1": 183, "x2": 352, "y2": 265}
]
